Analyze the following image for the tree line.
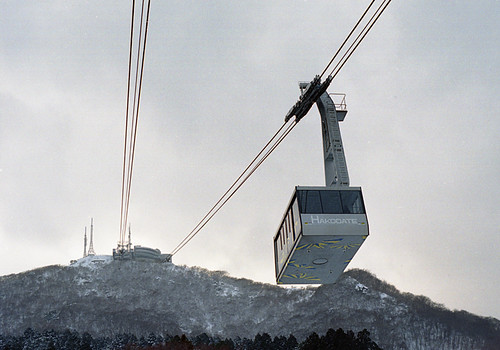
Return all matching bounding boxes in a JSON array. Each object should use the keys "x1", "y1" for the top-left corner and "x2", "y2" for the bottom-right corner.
[{"x1": 0, "y1": 327, "x2": 382, "y2": 349}]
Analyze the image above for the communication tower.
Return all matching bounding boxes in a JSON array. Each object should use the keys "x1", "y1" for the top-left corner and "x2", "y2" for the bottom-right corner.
[
  {"x1": 83, "y1": 227, "x2": 88, "y2": 257},
  {"x1": 87, "y1": 218, "x2": 96, "y2": 256},
  {"x1": 127, "y1": 225, "x2": 132, "y2": 252}
]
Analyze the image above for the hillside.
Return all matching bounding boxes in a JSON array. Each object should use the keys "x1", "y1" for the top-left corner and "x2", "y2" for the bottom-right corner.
[{"x1": 0, "y1": 257, "x2": 498, "y2": 349}]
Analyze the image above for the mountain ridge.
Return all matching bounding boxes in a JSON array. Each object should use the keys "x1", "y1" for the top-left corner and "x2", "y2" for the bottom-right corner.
[{"x1": 0, "y1": 257, "x2": 498, "y2": 350}]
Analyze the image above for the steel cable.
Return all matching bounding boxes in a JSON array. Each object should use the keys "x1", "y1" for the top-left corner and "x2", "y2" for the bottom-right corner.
[
  {"x1": 171, "y1": 121, "x2": 297, "y2": 256},
  {"x1": 320, "y1": 0, "x2": 376, "y2": 79},
  {"x1": 328, "y1": 0, "x2": 392, "y2": 79},
  {"x1": 122, "y1": 0, "x2": 151, "y2": 245},
  {"x1": 119, "y1": 0, "x2": 152, "y2": 249},
  {"x1": 168, "y1": 0, "x2": 394, "y2": 255},
  {"x1": 119, "y1": 0, "x2": 136, "y2": 249},
  {"x1": 171, "y1": 120, "x2": 296, "y2": 255}
]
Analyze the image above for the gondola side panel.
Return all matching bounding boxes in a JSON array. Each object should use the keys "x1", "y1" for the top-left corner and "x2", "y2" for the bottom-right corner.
[{"x1": 274, "y1": 187, "x2": 369, "y2": 284}]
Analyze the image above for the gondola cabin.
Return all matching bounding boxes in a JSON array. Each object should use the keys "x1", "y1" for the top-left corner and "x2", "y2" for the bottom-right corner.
[{"x1": 274, "y1": 186, "x2": 368, "y2": 284}]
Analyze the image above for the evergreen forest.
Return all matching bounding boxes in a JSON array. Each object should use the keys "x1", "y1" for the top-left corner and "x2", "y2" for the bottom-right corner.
[{"x1": 0, "y1": 327, "x2": 382, "y2": 350}]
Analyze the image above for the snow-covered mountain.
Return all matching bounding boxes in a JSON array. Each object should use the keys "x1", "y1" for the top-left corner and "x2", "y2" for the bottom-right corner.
[{"x1": 0, "y1": 257, "x2": 498, "y2": 349}]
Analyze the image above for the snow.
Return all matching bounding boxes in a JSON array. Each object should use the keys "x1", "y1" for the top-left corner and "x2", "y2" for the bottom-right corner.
[
  {"x1": 380, "y1": 292, "x2": 391, "y2": 300},
  {"x1": 0, "y1": 263, "x2": 495, "y2": 349},
  {"x1": 215, "y1": 281, "x2": 241, "y2": 297},
  {"x1": 74, "y1": 277, "x2": 90, "y2": 286},
  {"x1": 355, "y1": 283, "x2": 369, "y2": 293},
  {"x1": 293, "y1": 288, "x2": 315, "y2": 303},
  {"x1": 70, "y1": 255, "x2": 113, "y2": 269}
]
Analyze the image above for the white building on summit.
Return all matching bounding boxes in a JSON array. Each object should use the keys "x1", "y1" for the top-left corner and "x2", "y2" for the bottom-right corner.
[{"x1": 112, "y1": 226, "x2": 171, "y2": 263}]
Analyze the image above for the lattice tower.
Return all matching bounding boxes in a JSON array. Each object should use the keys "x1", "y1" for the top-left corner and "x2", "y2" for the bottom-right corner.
[{"x1": 87, "y1": 218, "x2": 96, "y2": 256}]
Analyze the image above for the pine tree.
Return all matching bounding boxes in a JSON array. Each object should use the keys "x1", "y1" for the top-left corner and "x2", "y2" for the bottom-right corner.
[
  {"x1": 80, "y1": 332, "x2": 93, "y2": 350},
  {"x1": 253, "y1": 333, "x2": 273, "y2": 350},
  {"x1": 300, "y1": 332, "x2": 321, "y2": 350},
  {"x1": 285, "y1": 334, "x2": 298, "y2": 350},
  {"x1": 355, "y1": 329, "x2": 381, "y2": 350}
]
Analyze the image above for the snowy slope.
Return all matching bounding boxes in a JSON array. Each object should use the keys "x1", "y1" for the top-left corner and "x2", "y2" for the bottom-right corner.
[{"x1": 0, "y1": 260, "x2": 498, "y2": 350}]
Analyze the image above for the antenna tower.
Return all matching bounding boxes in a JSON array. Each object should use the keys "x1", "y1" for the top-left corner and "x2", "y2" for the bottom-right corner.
[
  {"x1": 83, "y1": 227, "x2": 88, "y2": 257},
  {"x1": 87, "y1": 218, "x2": 96, "y2": 256},
  {"x1": 127, "y1": 225, "x2": 132, "y2": 252}
]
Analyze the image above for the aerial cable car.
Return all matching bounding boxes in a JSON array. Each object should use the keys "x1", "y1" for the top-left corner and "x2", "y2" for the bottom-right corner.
[{"x1": 274, "y1": 82, "x2": 368, "y2": 284}]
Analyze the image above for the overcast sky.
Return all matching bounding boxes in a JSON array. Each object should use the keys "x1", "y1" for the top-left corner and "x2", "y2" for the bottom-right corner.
[{"x1": 1, "y1": 1, "x2": 499, "y2": 319}]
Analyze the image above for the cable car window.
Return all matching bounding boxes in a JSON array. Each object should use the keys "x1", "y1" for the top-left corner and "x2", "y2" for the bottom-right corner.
[
  {"x1": 279, "y1": 229, "x2": 283, "y2": 250},
  {"x1": 285, "y1": 219, "x2": 289, "y2": 240},
  {"x1": 299, "y1": 190, "x2": 322, "y2": 213},
  {"x1": 297, "y1": 191, "x2": 305, "y2": 212},
  {"x1": 284, "y1": 215, "x2": 289, "y2": 240},
  {"x1": 340, "y1": 190, "x2": 365, "y2": 214},
  {"x1": 298, "y1": 189, "x2": 365, "y2": 214},
  {"x1": 291, "y1": 198, "x2": 300, "y2": 239},
  {"x1": 319, "y1": 190, "x2": 342, "y2": 214}
]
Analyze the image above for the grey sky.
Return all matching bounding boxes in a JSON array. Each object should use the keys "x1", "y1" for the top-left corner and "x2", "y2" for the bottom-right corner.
[{"x1": 1, "y1": 1, "x2": 499, "y2": 319}]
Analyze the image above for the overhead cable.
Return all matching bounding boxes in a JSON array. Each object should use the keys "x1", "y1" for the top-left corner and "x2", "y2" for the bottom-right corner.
[
  {"x1": 171, "y1": 120, "x2": 297, "y2": 255},
  {"x1": 119, "y1": 0, "x2": 152, "y2": 249},
  {"x1": 328, "y1": 0, "x2": 393, "y2": 79},
  {"x1": 285, "y1": 0, "x2": 392, "y2": 124},
  {"x1": 119, "y1": 0, "x2": 136, "y2": 247},
  {"x1": 320, "y1": 0, "x2": 376, "y2": 79},
  {"x1": 171, "y1": 0, "x2": 393, "y2": 255}
]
